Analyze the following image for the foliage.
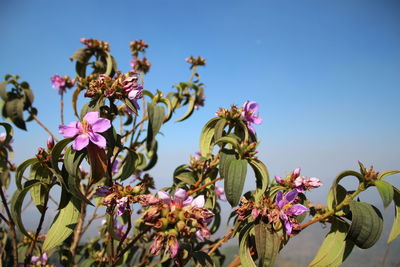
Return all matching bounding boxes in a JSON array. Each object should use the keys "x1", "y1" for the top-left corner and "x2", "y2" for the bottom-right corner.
[{"x1": 0, "y1": 38, "x2": 398, "y2": 267}]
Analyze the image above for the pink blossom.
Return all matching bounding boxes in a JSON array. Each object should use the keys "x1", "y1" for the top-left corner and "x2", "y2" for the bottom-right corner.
[
  {"x1": 241, "y1": 101, "x2": 262, "y2": 134},
  {"x1": 116, "y1": 197, "x2": 129, "y2": 216},
  {"x1": 215, "y1": 185, "x2": 227, "y2": 201},
  {"x1": 58, "y1": 111, "x2": 111, "y2": 151}
]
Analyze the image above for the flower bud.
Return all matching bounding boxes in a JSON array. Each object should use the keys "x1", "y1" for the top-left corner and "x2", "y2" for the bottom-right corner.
[
  {"x1": 155, "y1": 218, "x2": 169, "y2": 230},
  {"x1": 46, "y1": 136, "x2": 54, "y2": 150}
]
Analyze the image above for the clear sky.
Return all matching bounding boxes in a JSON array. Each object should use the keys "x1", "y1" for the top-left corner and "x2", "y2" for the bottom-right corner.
[{"x1": 1, "y1": 0, "x2": 399, "y2": 211}]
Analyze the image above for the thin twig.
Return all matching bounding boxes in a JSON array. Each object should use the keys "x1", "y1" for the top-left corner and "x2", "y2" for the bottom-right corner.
[
  {"x1": 60, "y1": 93, "x2": 64, "y2": 125},
  {"x1": 112, "y1": 227, "x2": 150, "y2": 266},
  {"x1": 24, "y1": 192, "x2": 49, "y2": 266},
  {"x1": 0, "y1": 186, "x2": 18, "y2": 267},
  {"x1": 32, "y1": 115, "x2": 58, "y2": 142},
  {"x1": 188, "y1": 177, "x2": 222, "y2": 196}
]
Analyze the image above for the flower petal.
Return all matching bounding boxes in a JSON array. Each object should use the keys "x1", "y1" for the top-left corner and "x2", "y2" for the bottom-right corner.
[
  {"x1": 285, "y1": 190, "x2": 298, "y2": 203},
  {"x1": 59, "y1": 122, "x2": 79, "y2": 138},
  {"x1": 157, "y1": 191, "x2": 171, "y2": 204},
  {"x1": 91, "y1": 118, "x2": 111, "y2": 133},
  {"x1": 288, "y1": 204, "x2": 309, "y2": 216},
  {"x1": 191, "y1": 195, "x2": 205, "y2": 208},
  {"x1": 182, "y1": 196, "x2": 193, "y2": 206},
  {"x1": 88, "y1": 132, "x2": 107, "y2": 149},
  {"x1": 72, "y1": 134, "x2": 89, "y2": 150},
  {"x1": 276, "y1": 191, "x2": 283, "y2": 208},
  {"x1": 83, "y1": 111, "x2": 100, "y2": 124},
  {"x1": 174, "y1": 188, "x2": 187, "y2": 202},
  {"x1": 285, "y1": 220, "x2": 292, "y2": 235}
]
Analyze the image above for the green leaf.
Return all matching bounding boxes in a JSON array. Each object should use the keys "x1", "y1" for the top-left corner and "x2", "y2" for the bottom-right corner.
[
  {"x1": 80, "y1": 97, "x2": 105, "y2": 120},
  {"x1": 326, "y1": 184, "x2": 348, "y2": 216},
  {"x1": 332, "y1": 170, "x2": 363, "y2": 207},
  {"x1": 15, "y1": 158, "x2": 38, "y2": 190},
  {"x1": 51, "y1": 138, "x2": 73, "y2": 171},
  {"x1": 224, "y1": 158, "x2": 247, "y2": 207},
  {"x1": 239, "y1": 223, "x2": 256, "y2": 267},
  {"x1": 29, "y1": 162, "x2": 51, "y2": 212},
  {"x1": 378, "y1": 170, "x2": 400, "y2": 180},
  {"x1": 0, "y1": 81, "x2": 8, "y2": 101},
  {"x1": 157, "y1": 97, "x2": 172, "y2": 123},
  {"x1": 115, "y1": 149, "x2": 138, "y2": 181},
  {"x1": 42, "y1": 196, "x2": 80, "y2": 252},
  {"x1": 214, "y1": 118, "x2": 227, "y2": 142},
  {"x1": 199, "y1": 117, "x2": 221, "y2": 157},
  {"x1": 11, "y1": 180, "x2": 44, "y2": 239},
  {"x1": 71, "y1": 48, "x2": 93, "y2": 78},
  {"x1": 87, "y1": 143, "x2": 108, "y2": 184},
  {"x1": 64, "y1": 146, "x2": 86, "y2": 177},
  {"x1": 4, "y1": 98, "x2": 26, "y2": 130},
  {"x1": 146, "y1": 103, "x2": 165, "y2": 151},
  {"x1": 374, "y1": 180, "x2": 394, "y2": 208},
  {"x1": 219, "y1": 149, "x2": 236, "y2": 182},
  {"x1": 175, "y1": 96, "x2": 196, "y2": 122},
  {"x1": 254, "y1": 222, "x2": 280, "y2": 267},
  {"x1": 388, "y1": 187, "x2": 400, "y2": 243},
  {"x1": 192, "y1": 251, "x2": 213, "y2": 267},
  {"x1": 175, "y1": 171, "x2": 196, "y2": 185},
  {"x1": 309, "y1": 218, "x2": 354, "y2": 267},
  {"x1": 72, "y1": 86, "x2": 84, "y2": 118},
  {"x1": 63, "y1": 147, "x2": 92, "y2": 205},
  {"x1": 347, "y1": 200, "x2": 383, "y2": 249},
  {"x1": 104, "y1": 51, "x2": 114, "y2": 77},
  {"x1": 249, "y1": 159, "x2": 269, "y2": 201},
  {"x1": 215, "y1": 135, "x2": 240, "y2": 149},
  {"x1": 0, "y1": 122, "x2": 13, "y2": 145},
  {"x1": 122, "y1": 97, "x2": 138, "y2": 116}
]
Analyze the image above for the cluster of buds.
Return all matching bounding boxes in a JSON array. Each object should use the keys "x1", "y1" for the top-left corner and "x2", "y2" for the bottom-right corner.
[
  {"x1": 50, "y1": 74, "x2": 75, "y2": 95},
  {"x1": 86, "y1": 73, "x2": 143, "y2": 111},
  {"x1": 130, "y1": 57, "x2": 151, "y2": 74},
  {"x1": 137, "y1": 189, "x2": 214, "y2": 258},
  {"x1": 188, "y1": 152, "x2": 209, "y2": 172},
  {"x1": 130, "y1": 40, "x2": 149, "y2": 57},
  {"x1": 275, "y1": 168, "x2": 322, "y2": 193},
  {"x1": 238, "y1": 141, "x2": 258, "y2": 160},
  {"x1": 363, "y1": 166, "x2": 379, "y2": 181},
  {"x1": 95, "y1": 183, "x2": 147, "y2": 216},
  {"x1": 80, "y1": 38, "x2": 110, "y2": 51},
  {"x1": 185, "y1": 56, "x2": 206, "y2": 69},
  {"x1": 236, "y1": 190, "x2": 308, "y2": 235},
  {"x1": 215, "y1": 105, "x2": 242, "y2": 120},
  {"x1": 35, "y1": 147, "x2": 51, "y2": 165}
]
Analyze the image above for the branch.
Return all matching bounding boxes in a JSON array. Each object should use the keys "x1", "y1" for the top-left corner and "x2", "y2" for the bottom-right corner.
[
  {"x1": 0, "y1": 186, "x2": 18, "y2": 267},
  {"x1": 188, "y1": 177, "x2": 222, "y2": 196}
]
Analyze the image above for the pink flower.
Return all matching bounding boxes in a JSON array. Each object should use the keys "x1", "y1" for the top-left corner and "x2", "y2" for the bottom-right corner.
[
  {"x1": 241, "y1": 101, "x2": 262, "y2": 134},
  {"x1": 51, "y1": 74, "x2": 66, "y2": 91},
  {"x1": 215, "y1": 185, "x2": 227, "y2": 201},
  {"x1": 116, "y1": 197, "x2": 129, "y2": 216},
  {"x1": 58, "y1": 112, "x2": 111, "y2": 151},
  {"x1": 31, "y1": 253, "x2": 48, "y2": 265},
  {"x1": 157, "y1": 189, "x2": 205, "y2": 210},
  {"x1": 276, "y1": 190, "x2": 308, "y2": 235}
]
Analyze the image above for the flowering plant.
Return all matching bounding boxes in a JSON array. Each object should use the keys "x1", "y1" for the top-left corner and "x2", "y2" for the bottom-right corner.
[{"x1": 0, "y1": 39, "x2": 399, "y2": 267}]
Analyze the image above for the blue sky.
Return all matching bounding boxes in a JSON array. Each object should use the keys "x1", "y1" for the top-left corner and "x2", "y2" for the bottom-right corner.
[{"x1": 1, "y1": 0, "x2": 399, "y2": 205}]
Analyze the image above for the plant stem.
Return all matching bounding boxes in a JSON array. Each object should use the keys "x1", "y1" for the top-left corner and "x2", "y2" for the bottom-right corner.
[
  {"x1": 24, "y1": 191, "x2": 49, "y2": 265},
  {"x1": 300, "y1": 183, "x2": 365, "y2": 230},
  {"x1": 0, "y1": 186, "x2": 18, "y2": 267},
  {"x1": 32, "y1": 115, "x2": 58, "y2": 142},
  {"x1": 112, "y1": 227, "x2": 150, "y2": 266},
  {"x1": 60, "y1": 93, "x2": 64, "y2": 125},
  {"x1": 188, "y1": 177, "x2": 222, "y2": 196}
]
